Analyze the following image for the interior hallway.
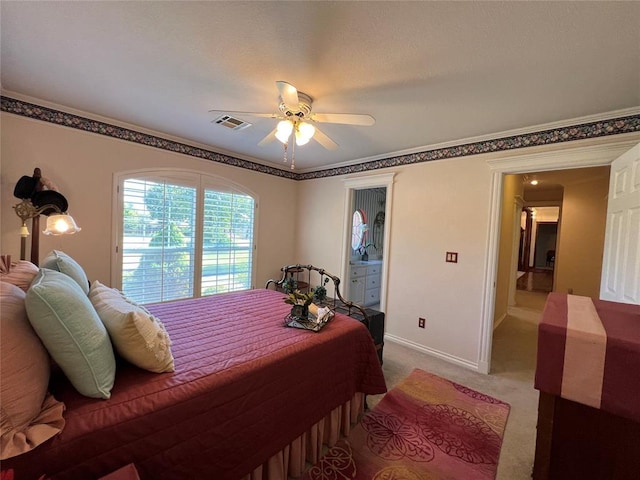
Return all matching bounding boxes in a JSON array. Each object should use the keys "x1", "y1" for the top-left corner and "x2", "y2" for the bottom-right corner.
[
  {"x1": 369, "y1": 289, "x2": 548, "y2": 480},
  {"x1": 517, "y1": 270, "x2": 554, "y2": 293}
]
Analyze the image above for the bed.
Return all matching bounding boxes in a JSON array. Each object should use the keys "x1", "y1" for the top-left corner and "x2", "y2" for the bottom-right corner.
[{"x1": 1, "y1": 260, "x2": 386, "y2": 480}]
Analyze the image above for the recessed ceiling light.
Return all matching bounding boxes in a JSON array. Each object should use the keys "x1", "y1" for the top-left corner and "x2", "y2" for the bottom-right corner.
[{"x1": 530, "y1": 180, "x2": 539, "y2": 185}]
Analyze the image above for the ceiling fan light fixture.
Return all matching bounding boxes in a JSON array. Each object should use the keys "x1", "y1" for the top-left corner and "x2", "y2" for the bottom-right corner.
[
  {"x1": 295, "y1": 121, "x2": 315, "y2": 146},
  {"x1": 275, "y1": 120, "x2": 293, "y2": 143}
]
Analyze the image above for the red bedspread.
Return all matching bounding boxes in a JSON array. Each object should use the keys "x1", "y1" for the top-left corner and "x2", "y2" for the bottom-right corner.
[{"x1": 4, "y1": 289, "x2": 386, "y2": 479}]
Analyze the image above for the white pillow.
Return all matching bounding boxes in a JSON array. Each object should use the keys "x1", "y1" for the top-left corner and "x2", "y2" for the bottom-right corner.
[{"x1": 88, "y1": 281, "x2": 175, "y2": 373}]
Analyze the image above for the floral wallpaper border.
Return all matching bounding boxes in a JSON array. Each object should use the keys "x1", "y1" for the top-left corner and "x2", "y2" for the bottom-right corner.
[
  {"x1": 2, "y1": 95, "x2": 639, "y2": 181},
  {"x1": 299, "y1": 115, "x2": 640, "y2": 180},
  {"x1": 0, "y1": 96, "x2": 297, "y2": 180}
]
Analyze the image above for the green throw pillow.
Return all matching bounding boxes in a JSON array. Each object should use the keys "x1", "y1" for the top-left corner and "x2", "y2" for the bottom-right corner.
[
  {"x1": 41, "y1": 250, "x2": 89, "y2": 294},
  {"x1": 25, "y1": 269, "x2": 115, "y2": 399}
]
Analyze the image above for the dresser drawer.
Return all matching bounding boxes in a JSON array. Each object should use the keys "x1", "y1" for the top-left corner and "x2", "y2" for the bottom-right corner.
[
  {"x1": 366, "y1": 274, "x2": 380, "y2": 289},
  {"x1": 350, "y1": 266, "x2": 367, "y2": 279},
  {"x1": 367, "y1": 264, "x2": 381, "y2": 276},
  {"x1": 366, "y1": 287, "x2": 380, "y2": 305}
]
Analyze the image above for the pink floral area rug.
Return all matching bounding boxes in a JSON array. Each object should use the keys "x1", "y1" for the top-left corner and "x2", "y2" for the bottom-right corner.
[{"x1": 302, "y1": 368, "x2": 510, "y2": 480}]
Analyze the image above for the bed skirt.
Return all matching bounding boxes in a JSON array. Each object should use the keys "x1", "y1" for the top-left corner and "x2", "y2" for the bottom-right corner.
[{"x1": 243, "y1": 393, "x2": 365, "y2": 480}]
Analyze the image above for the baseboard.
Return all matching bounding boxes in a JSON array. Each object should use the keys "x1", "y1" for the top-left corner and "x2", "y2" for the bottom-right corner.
[
  {"x1": 493, "y1": 312, "x2": 507, "y2": 331},
  {"x1": 385, "y1": 334, "x2": 481, "y2": 372}
]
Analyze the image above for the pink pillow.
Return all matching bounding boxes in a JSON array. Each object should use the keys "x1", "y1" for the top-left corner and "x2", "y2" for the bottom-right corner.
[
  {"x1": 0, "y1": 260, "x2": 38, "y2": 292},
  {"x1": 0, "y1": 281, "x2": 65, "y2": 460}
]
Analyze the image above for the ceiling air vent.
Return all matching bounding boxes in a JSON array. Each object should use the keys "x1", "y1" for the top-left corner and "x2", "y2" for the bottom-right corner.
[{"x1": 213, "y1": 114, "x2": 252, "y2": 131}]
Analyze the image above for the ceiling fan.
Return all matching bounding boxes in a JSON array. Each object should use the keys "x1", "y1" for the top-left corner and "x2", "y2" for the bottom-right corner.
[{"x1": 209, "y1": 81, "x2": 375, "y2": 168}]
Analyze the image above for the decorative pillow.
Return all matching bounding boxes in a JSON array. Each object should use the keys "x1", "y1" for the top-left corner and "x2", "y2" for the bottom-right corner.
[
  {"x1": 0, "y1": 281, "x2": 65, "y2": 460},
  {"x1": 25, "y1": 269, "x2": 116, "y2": 399},
  {"x1": 41, "y1": 250, "x2": 89, "y2": 294},
  {"x1": 89, "y1": 281, "x2": 175, "y2": 373},
  {"x1": 0, "y1": 260, "x2": 39, "y2": 292}
]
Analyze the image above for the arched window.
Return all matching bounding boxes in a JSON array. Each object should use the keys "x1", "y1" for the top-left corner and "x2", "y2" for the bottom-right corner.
[
  {"x1": 115, "y1": 170, "x2": 256, "y2": 304},
  {"x1": 351, "y1": 209, "x2": 367, "y2": 252}
]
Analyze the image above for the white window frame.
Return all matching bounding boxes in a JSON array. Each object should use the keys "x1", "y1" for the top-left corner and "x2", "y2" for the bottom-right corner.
[{"x1": 112, "y1": 168, "x2": 258, "y2": 301}]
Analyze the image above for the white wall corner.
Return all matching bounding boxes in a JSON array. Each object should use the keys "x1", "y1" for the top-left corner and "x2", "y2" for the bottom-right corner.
[
  {"x1": 477, "y1": 360, "x2": 490, "y2": 375},
  {"x1": 493, "y1": 312, "x2": 507, "y2": 331}
]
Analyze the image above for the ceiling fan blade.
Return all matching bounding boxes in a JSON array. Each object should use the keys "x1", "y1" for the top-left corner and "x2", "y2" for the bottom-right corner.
[
  {"x1": 208, "y1": 109, "x2": 278, "y2": 119},
  {"x1": 313, "y1": 126, "x2": 338, "y2": 150},
  {"x1": 276, "y1": 81, "x2": 299, "y2": 110},
  {"x1": 257, "y1": 128, "x2": 278, "y2": 146},
  {"x1": 311, "y1": 113, "x2": 375, "y2": 126}
]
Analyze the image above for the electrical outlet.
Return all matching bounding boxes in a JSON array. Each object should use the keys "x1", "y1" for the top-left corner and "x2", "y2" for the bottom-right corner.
[{"x1": 418, "y1": 317, "x2": 426, "y2": 328}]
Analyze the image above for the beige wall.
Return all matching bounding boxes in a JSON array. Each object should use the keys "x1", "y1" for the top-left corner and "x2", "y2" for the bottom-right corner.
[
  {"x1": 0, "y1": 110, "x2": 621, "y2": 370},
  {"x1": 297, "y1": 157, "x2": 493, "y2": 365},
  {"x1": 493, "y1": 174, "x2": 523, "y2": 325},
  {"x1": 554, "y1": 171, "x2": 609, "y2": 297},
  {"x1": 0, "y1": 113, "x2": 298, "y2": 288}
]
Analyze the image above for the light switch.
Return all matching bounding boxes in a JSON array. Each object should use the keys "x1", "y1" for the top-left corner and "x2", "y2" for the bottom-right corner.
[{"x1": 446, "y1": 252, "x2": 458, "y2": 263}]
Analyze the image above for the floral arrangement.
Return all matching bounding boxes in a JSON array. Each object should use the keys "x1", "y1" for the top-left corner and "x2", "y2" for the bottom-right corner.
[
  {"x1": 284, "y1": 289, "x2": 315, "y2": 320},
  {"x1": 283, "y1": 276, "x2": 331, "y2": 321},
  {"x1": 284, "y1": 289, "x2": 315, "y2": 307}
]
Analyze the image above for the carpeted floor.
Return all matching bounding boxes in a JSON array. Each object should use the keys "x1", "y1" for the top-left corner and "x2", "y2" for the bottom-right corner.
[
  {"x1": 304, "y1": 369, "x2": 510, "y2": 480},
  {"x1": 367, "y1": 290, "x2": 547, "y2": 480}
]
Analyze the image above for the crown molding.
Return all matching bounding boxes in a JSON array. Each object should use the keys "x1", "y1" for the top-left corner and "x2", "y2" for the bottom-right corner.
[
  {"x1": 2, "y1": 93, "x2": 639, "y2": 181},
  {"x1": 486, "y1": 134, "x2": 640, "y2": 173}
]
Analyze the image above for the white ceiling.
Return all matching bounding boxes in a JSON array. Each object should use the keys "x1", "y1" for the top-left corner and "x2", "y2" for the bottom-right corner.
[{"x1": 1, "y1": 1, "x2": 639, "y2": 172}]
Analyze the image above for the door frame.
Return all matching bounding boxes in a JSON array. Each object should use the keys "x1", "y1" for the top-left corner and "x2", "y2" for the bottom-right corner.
[
  {"x1": 341, "y1": 173, "x2": 395, "y2": 312},
  {"x1": 532, "y1": 221, "x2": 558, "y2": 270},
  {"x1": 478, "y1": 136, "x2": 640, "y2": 374},
  {"x1": 508, "y1": 196, "x2": 524, "y2": 306}
]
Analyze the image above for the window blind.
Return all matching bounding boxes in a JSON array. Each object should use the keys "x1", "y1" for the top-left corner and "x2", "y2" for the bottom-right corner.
[
  {"x1": 122, "y1": 178, "x2": 196, "y2": 304},
  {"x1": 201, "y1": 189, "x2": 254, "y2": 295},
  {"x1": 119, "y1": 173, "x2": 256, "y2": 304}
]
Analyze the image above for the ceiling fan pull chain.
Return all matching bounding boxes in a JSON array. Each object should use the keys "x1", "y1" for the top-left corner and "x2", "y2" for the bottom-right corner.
[
  {"x1": 291, "y1": 140, "x2": 296, "y2": 170},
  {"x1": 283, "y1": 143, "x2": 288, "y2": 163}
]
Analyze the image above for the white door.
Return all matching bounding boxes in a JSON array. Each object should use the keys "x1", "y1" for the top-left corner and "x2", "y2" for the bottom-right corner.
[{"x1": 600, "y1": 143, "x2": 640, "y2": 304}]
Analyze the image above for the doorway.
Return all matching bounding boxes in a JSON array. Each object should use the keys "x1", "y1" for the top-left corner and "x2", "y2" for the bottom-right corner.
[
  {"x1": 341, "y1": 173, "x2": 395, "y2": 313},
  {"x1": 478, "y1": 139, "x2": 634, "y2": 374},
  {"x1": 346, "y1": 188, "x2": 386, "y2": 310},
  {"x1": 498, "y1": 168, "x2": 609, "y2": 377},
  {"x1": 517, "y1": 206, "x2": 560, "y2": 294},
  {"x1": 533, "y1": 222, "x2": 557, "y2": 270}
]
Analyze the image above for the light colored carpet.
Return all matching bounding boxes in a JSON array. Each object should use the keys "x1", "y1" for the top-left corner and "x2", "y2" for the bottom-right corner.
[{"x1": 369, "y1": 290, "x2": 547, "y2": 480}]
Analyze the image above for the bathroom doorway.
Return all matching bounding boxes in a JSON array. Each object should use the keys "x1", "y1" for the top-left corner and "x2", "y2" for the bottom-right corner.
[{"x1": 342, "y1": 173, "x2": 395, "y2": 313}]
